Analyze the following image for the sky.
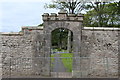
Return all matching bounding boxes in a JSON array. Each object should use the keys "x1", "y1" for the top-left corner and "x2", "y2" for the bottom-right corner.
[
  {"x1": 0, "y1": 0, "x2": 119, "y2": 32},
  {"x1": 0, "y1": 0, "x2": 59, "y2": 32}
]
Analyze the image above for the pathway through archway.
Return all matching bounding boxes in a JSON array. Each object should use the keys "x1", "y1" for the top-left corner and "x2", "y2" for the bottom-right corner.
[{"x1": 50, "y1": 28, "x2": 73, "y2": 78}]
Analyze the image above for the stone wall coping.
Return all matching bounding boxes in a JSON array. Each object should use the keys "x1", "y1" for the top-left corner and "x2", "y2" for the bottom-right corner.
[
  {"x1": 0, "y1": 32, "x2": 23, "y2": 36},
  {"x1": 83, "y1": 27, "x2": 120, "y2": 30},
  {"x1": 1, "y1": 27, "x2": 119, "y2": 36},
  {"x1": 0, "y1": 26, "x2": 44, "y2": 36},
  {"x1": 22, "y1": 26, "x2": 43, "y2": 30}
]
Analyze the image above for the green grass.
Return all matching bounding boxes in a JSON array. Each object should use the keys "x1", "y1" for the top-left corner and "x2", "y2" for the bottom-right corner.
[
  {"x1": 60, "y1": 53, "x2": 73, "y2": 72},
  {"x1": 52, "y1": 49, "x2": 58, "y2": 52},
  {"x1": 52, "y1": 49, "x2": 68, "y2": 52},
  {"x1": 51, "y1": 54, "x2": 55, "y2": 68},
  {"x1": 50, "y1": 50, "x2": 73, "y2": 72},
  {"x1": 51, "y1": 54, "x2": 55, "y2": 61}
]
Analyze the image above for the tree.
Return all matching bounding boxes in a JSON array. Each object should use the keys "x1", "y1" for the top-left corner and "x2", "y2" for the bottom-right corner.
[
  {"x1": 44, "y1": 0, "x2": 87, "y2": 13},
  {"x1": 106, "y1": 1, "x2": 120, "y2": 27},
  {"x1": 83, "y1": 1, "x2": 120, "y2": 27},
  {"x1": 51, "y1": 28, "x2": 73, "y2": 51},
  {"x1": 85, "y1": 1, "x2": 110, "y2": 27}
]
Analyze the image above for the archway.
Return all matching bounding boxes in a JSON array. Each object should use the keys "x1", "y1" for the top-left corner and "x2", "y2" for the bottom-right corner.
[
  {"x1": 42, "y1": 11, "x2": 83, "y2": 78},
  {"x1": 50, "y1": 28, "x2": 73, "y2": 78},
  {"x1": 43, "y1": 21, "x2": 82, "y2": 78}
]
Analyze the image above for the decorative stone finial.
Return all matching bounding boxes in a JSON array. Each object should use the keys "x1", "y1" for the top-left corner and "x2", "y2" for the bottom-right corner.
[
  {"x1": 77, "y1": 13, "x2": 83, "y2": 17},
  {"x1": 58, "y1": 9, "x2": 68, "y2": 14},
  {"x1": 50, "y1": 13, "x2": 57, "y2": 20},
  {"x1": 77, "y1": 13, "x2": 84, "y2": 21},
  {"x1": 68, "y1": 14, "x2": 76, "y2": 17},
  {"x1": 68, "y1": 13, "x2": 76, "y2": 20},
  {"x1": 50, "y1": 13, "x2": 57, "y2": 16},
  {"x1": 42, "y1": 13, "x2": 49, "y2": 16},
  {"x1": 58, "y1": 9, "x2": 68, "y2": 20},
  {"x1": 42, "y1": 13, "x2": 49, "y2": 21}
]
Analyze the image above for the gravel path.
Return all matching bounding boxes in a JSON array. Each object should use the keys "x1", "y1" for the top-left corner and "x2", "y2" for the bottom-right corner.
[
  {"x1": 52, "y1": 54, "x2": 66, "y2": 72},
  {"x1": 51, "y1": 54, "x2": 72, "y2": 78}
]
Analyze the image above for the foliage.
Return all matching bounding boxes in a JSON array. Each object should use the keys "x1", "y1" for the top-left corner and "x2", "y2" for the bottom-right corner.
[
  {"x1": 44, "y1": 0, "x2": 87, "y2": 13},
  {"x1": 83, "y1": 1, "x2": 120, "y2": 27},
  {"x1": 38, "y1": 23, "x2": 43, "y2": 26},
  {"x1": 51, "y1": 28, "x2": 73, "y2": 50}
]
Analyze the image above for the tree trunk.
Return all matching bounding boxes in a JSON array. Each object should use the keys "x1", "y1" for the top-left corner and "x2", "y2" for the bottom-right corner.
[{"x1": 67, "y1": 31, "x2": 71, "y2": 53}]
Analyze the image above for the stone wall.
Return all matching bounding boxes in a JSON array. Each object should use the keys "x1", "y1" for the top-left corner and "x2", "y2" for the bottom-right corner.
[
  {"x1": 0, "y1": 11, "x2": 119, "y2": 78},
  {"x1": 0, "y1": 26, "x2": 119, "y2": 78},
  {"x1": 79, "y1": 27, "x2": 119, "y2": 78},
  {"x1": 0, "y1": 27, "x2": 47, "y2": 78}
]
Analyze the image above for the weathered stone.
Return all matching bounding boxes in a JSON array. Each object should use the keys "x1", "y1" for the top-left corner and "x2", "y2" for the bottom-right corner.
[{"x1": 0, "y1": 11, "x2": 119, "y2": 78}]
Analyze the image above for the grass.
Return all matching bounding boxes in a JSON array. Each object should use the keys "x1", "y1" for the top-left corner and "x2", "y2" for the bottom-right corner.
[
  {"x1": 52, "y1": 49, "x2": 68, "y2": 52},
  {"x1": 50, "y1": 49, "x2": 73, "y2": 72},
  {"x1": 51, "y1": 54, "x2": 55, "y2": 68},
  {"x1": 60, "y1": 53, "x2": 73, "y2": 72}
]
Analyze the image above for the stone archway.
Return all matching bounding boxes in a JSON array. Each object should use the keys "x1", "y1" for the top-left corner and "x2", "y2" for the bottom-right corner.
[{"x1": 42, "y1": 10, "x2": 83, "y2": 77}]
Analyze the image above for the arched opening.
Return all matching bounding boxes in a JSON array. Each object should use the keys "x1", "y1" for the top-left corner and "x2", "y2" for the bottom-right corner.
[
  {"x1": 51, "y1": 28, "x2": 73, "y2": 52},
  {"x1": 50, "y1": 28, "x2": 73, "y2": 78}
]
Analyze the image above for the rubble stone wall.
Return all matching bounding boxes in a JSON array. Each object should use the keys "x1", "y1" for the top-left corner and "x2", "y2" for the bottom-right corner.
[
  {"x1": 0, "y1": 11, "x2": 119, "y2": 78},
  {"x1": 0, "y1": 27, "x2": 119, "y2": 78},
  {"x1": 0, "y1": 27, "x2": 46, "y2": 78},
  {"x1": 80, "y1": 27, "x2": 119, "y2": 78}
]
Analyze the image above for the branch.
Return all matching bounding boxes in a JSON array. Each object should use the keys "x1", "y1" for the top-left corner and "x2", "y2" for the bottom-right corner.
[{"x1": 90, "y1": 2, "x2": 98, "y2": 12}]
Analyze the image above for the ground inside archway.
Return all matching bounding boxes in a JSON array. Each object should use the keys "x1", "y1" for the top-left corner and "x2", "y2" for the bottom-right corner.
[
  {"x1": 50, "y1": 52, "x2": 72, "y2": 78},
  {"x1": 50, "y1": 28, "x2": 73, "y2": 78}
]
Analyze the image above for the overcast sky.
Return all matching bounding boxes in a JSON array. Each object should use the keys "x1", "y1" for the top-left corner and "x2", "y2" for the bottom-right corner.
[
  {"x1": 0, "y1": 0, "x2": 119, "y2": 32},
  {"x1": 0, "y1": 0, "x2": 59, "y2": 32}
]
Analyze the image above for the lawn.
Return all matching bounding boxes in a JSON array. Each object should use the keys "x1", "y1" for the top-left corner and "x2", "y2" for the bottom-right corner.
[
  {"x1": 50, "y1": 54, "x2": 55, "y2": 68},
  {"x1": 52, "y1": 49, "x2": 68, "y2": 52},
  {"x1": 59, "y1": 53, "x2": 73, "y2": 72},
  {"x1": 50, "y1": 49, "x2": 73, "y2": 72}
]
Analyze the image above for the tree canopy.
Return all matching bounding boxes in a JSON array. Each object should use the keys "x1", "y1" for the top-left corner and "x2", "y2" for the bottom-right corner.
[
  {"x1": 44, "y1": 0, "x2": 87, "y2": 13},
  {"x1": 83, "y1": 1, "x2": 120, "y2": 27}
]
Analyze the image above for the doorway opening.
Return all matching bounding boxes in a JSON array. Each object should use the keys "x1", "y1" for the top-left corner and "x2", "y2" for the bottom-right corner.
[{"x1": 50, "y1": 28, "x2": 73, "y2": 78}]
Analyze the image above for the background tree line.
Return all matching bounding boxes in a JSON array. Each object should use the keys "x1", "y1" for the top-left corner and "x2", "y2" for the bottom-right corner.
[{"x1": 84, "y1": 1, "x2": 120, "y2": 27}]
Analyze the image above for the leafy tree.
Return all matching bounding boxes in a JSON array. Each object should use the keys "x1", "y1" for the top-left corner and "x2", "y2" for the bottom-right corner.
[
  {"x1": 44, "y1": 0, "x2": 87, "y2": 13},
  {"x1": 51, "y1": 28, "x2": 73, "y2": 51},
  {"x1": 85, "y1": 1, "x2": 110, "y2": 27},
  {"x1": 83, "y1": 1, "x2": 120, "y2": 27},
  {"x1": 106, "y1": 1, "x2": 120, "y2": 27}
]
